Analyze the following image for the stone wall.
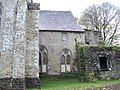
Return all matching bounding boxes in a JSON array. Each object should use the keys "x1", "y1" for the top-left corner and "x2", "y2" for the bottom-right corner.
[
  {"x1": 0, "y1": 0, "x2": 40, "y2": 89},
  {"x1": 13, "y1": 0, "x2": 27, "y2": 79},
  {"x1": 0, "y1": 0, "x2": 26, "y2": 89},
  {"x1": 84, "y1": 47, "x2": 120, "y2": 80},
  {"x1": 85, "y1": 29, "x2": 102, "y2": 45},
  {"x1": 39, "y1": 31, "x2": 85, "y2": 75},
  {"x1": 0, "y1": 0, "x2": 17, "y2": 78},
  {"x1": 25, "y1": 3, "x2": 40, "y2": 88}
]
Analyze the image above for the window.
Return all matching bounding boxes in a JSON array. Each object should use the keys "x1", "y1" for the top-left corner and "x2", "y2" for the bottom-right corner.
[
  {"x1": 43, "y1": 52, "x2": 47, "y2": 65},
  {"x1": 62, "y1": 33, "x2": 67, "y2": 41},
  {"x1": 67, "y1": 55, "x2": 70, "y2": 64},
  {"x1": 86, "y1": 42, "x2": 89, "y2": 45},
  {"x1": 39, "y1": 45, "x2": 48, "y2": 73},
  {"x1": 61, "y1": 55, "x2": 65, "y2": 65},
  {"x1": 99, "y1": 55, "x2": 111, "y2": 71},
  {"x1": 99, "y1": 57, "x2": 108, "y2": 69},
  {"x1": 61, "y1": 49, "x2": 72, "y2": 72}
]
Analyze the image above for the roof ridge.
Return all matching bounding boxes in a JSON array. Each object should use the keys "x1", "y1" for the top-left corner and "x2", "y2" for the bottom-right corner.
[{"x1": 40, "y1": 10, "x2": 71, "y2": 12}]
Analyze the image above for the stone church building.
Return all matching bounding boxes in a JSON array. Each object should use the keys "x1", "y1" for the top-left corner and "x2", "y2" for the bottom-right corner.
[
  {"x1": 39, "y1": 10, "x2": 101, "y2": 75},
  {"x1": 0, "y1": 0, "x2": 119, "y2": 90}
]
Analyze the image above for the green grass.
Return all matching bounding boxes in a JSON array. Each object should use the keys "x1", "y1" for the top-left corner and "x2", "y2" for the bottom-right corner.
[{"x1": 27, "y1": 79, "x2": 120, "y2": 90}]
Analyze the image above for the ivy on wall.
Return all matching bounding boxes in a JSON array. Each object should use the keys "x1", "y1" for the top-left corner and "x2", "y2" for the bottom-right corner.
[
  {"x1": 76, "y1": 42, "x2": 90, "y2": 81},
  {"x1": 75, "y1": 41, "x2": 120, "y2": 82}
]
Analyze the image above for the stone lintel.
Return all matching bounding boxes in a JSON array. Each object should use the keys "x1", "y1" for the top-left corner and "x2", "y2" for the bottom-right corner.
[
  {"x1": 28, "y1": 3, "x2": 40, "y2": 10},
  {"x1": 25, "y1": 77, "x2": 40, "y2": 88}
]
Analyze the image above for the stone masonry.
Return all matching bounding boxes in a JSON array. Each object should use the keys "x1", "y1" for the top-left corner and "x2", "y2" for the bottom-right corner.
[
  {"x1": 25, "y1": 2, "x2": 40, "y2": 88},
  {"x1": 84, "y1": 47, "x2": 120, "y2": 80},
  {"x1": 0, "y1": 0, "x2": 40, "y2": 89}
]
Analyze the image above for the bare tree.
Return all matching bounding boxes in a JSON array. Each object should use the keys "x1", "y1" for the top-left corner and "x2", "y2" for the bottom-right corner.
[{"x1": 79, "y1": 2, "x2": 120, "y2": 46}]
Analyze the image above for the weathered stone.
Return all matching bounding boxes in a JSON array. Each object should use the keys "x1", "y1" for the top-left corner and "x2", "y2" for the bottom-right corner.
[
  {"x1": 39, "y1": 31, "x2": 85, "y2": 75},
  {"x1": 0, "y1": 78, "x2": 25, "y2": 90},
  {"x1": 84, "y1": 47, "x2": 120, "y2": 80},
  {"x1": 0, "y1": 0, "x2": 40, "y2": 89},
  {"x1": 25, "y1": 77, "x2": 40, "y2": 88},
  {"x1": 85, "y1": 29, "x2": 102, "y2": 45},
  {"x1": 28, "y1": 3, "x2": 40, "y2": 10},
  {"x1": 25, "y1": 8, "x2": 40, "y2": 78}
]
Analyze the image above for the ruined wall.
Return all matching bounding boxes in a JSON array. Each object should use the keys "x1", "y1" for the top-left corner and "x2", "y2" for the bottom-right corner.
[
  {"x1": 84, "y1": 47, "x2": 120, "y2": 80},
  {"x1": 39, "y1": 31, "x2": 85, "y2": 75},
  {"x1": 85, "y1": 29, "x2": 102, "y2": 45}
]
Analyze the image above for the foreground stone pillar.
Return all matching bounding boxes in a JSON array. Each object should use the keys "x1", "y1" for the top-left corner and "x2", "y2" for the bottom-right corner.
[
  {"x1": 0, "y1": 0, "x2": 40, "y2": 89},
  {"x1": 12, "y1": 0, "x2": 28, "y2": 90},
  {"x1": 25, "y1": 3, "x2": 40, "y2": 88},
  {"x1": 0, "y1": 0, "x2": 18, "y2": 90}
]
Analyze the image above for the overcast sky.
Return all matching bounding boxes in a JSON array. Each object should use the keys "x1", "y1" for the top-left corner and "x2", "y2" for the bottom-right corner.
[{"x1": 33, "y1": 0, "x2": 120, "y2": 18}]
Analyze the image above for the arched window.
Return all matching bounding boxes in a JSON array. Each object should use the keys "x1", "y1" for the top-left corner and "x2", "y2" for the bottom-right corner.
[
  {"x1": 61, "y1": 55, "x2": 65, "y2": 65},
  {"x1": 43, "y1": 52, "x2": 47, "y2": 64},
  {"x1": 61, "y1": 49, "x2": 72, "y2": 72},
  {"x1": 39, "y1": 45, "x2": 48, "y2": 73},
  {"x1": 67, "y1": 55, "x2": 70, "y2": 64}
]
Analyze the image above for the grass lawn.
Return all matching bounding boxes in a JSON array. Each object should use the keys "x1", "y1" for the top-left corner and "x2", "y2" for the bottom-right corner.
[{"x1": 27, "y1": 79, "x2": 120, "y2": 90}]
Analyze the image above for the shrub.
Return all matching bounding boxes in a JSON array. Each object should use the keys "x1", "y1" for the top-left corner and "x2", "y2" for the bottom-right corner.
[
  {"x1": 86, "y1": 72, "x2": 97, "y2": 82},
  {"x1": 60, "y1": 72, "x2": 77, "y2": 79}
]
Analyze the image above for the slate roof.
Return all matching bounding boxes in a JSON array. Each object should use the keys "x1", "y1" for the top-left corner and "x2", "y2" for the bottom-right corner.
[{"x1": 39, "y1": 10, "x2": 84, "y2": 32}]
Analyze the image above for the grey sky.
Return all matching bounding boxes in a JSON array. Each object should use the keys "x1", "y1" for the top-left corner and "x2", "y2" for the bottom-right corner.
[{"x1": 33, "y1": 0, "x2": 120, "y2": 18}]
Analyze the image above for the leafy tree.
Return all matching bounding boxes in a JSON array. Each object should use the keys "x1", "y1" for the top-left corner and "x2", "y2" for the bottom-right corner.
[{"x1": 79, "y1": 2, "x2": 120, "y2": 46}]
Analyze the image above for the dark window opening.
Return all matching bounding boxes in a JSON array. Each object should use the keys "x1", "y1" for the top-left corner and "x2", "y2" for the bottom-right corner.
[
  {"x1": 61, "y1": 55, "x2": 65, "y2": 65},
  {"x1": 43, "y1": 52, "x2": 47, "y2": 64},
  {"x1": 39, "y1": 52, "x2": 42, "y2": 73},
  {"x1": 99, "y1": 57, "x2": 108, "y2": 70},
  {"x1": 67, "y1": 55, "x2": 70, "y2": 64},
  {"x1": 39, "y1": 52, "x2": 41, "y2": 65},
  {"x1": 86, "y1": 42, "x2": 89, "y2": 45}
]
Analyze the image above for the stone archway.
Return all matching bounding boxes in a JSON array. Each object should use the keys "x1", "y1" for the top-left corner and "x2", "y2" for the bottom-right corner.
[{"x1": 39, "y1": 45, "x2": 48, "y2": 73}]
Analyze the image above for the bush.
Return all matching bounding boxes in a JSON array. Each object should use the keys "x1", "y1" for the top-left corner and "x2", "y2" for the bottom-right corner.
[
  {"x1": 40, "y1": 72, "x2": 78, "y2": 80},
  {"x1": 60, "y1": 72, "x2": 77, "y2": 79},
  {"x1": 86, "y1": 72, "x2": 97, "y2": 82}
]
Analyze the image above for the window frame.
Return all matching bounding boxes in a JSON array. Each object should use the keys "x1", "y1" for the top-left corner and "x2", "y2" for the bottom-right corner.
[
  {"x1": 98, "y1": 54, "x2": 111, "y2": 71},
  {"x1": 39, "y1": 45, "x2": 48, "y2": 73},
  {"x1": 60, "y1": 49, "x2": 72, "y2": 72},
  {"x1": 62, "y1": 32, "x2": 67, "y2": 41}
]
